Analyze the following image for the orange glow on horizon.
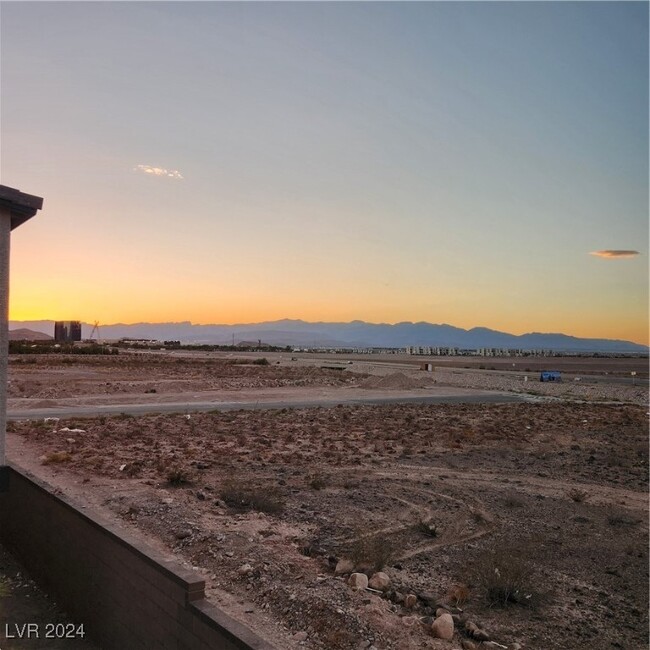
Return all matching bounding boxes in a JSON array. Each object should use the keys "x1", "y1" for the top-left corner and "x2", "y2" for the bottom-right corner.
[{"x1": 9, "y1": 236, "x2": 648, "y2": 347}]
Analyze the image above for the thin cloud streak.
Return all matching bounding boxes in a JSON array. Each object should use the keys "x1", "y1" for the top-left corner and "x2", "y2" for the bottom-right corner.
[
  {"x1": 134, "y1": 164, "x2": 184, "y2": 180},
  {"x1": 589, "y1": 250, "x2": 640, "y2": 259}
]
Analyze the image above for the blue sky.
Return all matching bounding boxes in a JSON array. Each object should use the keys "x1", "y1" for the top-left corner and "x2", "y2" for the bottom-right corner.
[{"x1": 2, "y1": 1, "x2": 648, "y2": 343}]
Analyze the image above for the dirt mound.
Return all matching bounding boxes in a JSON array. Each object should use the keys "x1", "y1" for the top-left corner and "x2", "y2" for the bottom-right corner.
[{"x1": 360, "y1": 372, "x2": 431, "y2": 390}]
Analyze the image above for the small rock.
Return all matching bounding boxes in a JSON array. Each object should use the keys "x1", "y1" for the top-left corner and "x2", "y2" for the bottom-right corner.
[
  {"x1": 509, "y1": 644, "x2": 523, "y2": 650},
  {"x1": 461, "y1": 640, "x2": 477, "y2": 650},
  {"x1": 404, "y1": 594, "x2": 418, "y2": 608},
  {"x1": 293, "y1": 631, "x2": 308, "y2": 642},
  {"x1": 368, "y1": 572, "x2": 391, "y2": 591},
  {"x1": 465, "y1": 620, "x2": 489, "y2": 640},
  {"x1": 435, "y1": 607, "x2": 449, "y2": 617},
  {"x1": 238, "y1": 563, "x2": 253, "y2": 576},
  {"x1": 348, "y1": 573, "x2": 369, "y2": 590},
  {"x1": 174, "y1": 529, "x2": 191, "y2": 540},
  {"x1": 431, "y1": 613, "x2": 454, "y2": 640},
  {"x1": 335, "y1": 559, "x2": 355, "y2": 575},
  {"x1": 464, "y1": 620, "x2": 490, "y2": 641},
  {"x1": 418, "y1": 591, "x2": 439, "y2": 608},
  {"x1": 196, "y1": 491, "x2": 206, "y2": 501}
]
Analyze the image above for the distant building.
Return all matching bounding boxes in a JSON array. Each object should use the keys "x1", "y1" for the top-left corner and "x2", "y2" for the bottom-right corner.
[{"x1": 54, "y1": 321, "x2": 81, "y2": 343}]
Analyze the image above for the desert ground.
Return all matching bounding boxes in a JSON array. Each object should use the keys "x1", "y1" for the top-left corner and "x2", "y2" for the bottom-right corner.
[{"x1": 4, "y1": 353, "x2": 649, "y2": 649}]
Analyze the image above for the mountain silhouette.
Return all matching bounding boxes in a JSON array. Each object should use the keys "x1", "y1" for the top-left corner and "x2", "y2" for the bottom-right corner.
[{"x1": 9, "y1": 319, "x2": 647, "y2": 353}]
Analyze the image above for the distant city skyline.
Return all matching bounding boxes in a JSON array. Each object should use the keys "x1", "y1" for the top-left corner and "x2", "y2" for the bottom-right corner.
[{"x1": 2, "y1": 2, "x2": 648, "y2": 344}]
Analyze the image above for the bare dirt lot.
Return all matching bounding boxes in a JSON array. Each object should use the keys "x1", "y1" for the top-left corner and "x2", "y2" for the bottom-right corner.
[
  {"x1": 7, "y1": 353, "x2": 647, "y2": 413},
  {"x1": 4, "y1": 354, "x2": 649, "y2": 650}
]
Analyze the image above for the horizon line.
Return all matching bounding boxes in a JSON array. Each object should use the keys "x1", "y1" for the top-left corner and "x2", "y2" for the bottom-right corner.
[{"x1": 8, "y1": 317, "x2": 648, "y2": 347}]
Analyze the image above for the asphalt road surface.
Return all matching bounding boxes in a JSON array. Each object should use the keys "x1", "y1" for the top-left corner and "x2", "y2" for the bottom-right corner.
[{"x1": 7, "y1": 392, "x2": 529, "y2": 421}]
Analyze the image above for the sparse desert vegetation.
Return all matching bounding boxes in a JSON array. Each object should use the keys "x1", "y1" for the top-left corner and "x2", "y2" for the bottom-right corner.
[{"x1": 7, "y1": 390, "x2": 648, "y2": 650}]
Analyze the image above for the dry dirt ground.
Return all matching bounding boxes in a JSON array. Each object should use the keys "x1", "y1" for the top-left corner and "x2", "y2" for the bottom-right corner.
[{"x1": 4, "y1": 354, "x2": 650, "y2": 650}]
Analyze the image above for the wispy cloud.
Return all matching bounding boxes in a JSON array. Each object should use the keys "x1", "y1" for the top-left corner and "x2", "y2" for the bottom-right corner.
[
  {"x1": 134, "y1": 164, "x2": 184, "y2": 180},
  {"x1": 589, "y1": 250, "x2": 640, "y2": 259}
]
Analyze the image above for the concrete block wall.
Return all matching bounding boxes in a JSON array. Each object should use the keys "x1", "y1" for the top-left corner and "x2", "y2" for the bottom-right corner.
[{"x1": 0, "y1": 464, "x2": 275, "y2": 650}]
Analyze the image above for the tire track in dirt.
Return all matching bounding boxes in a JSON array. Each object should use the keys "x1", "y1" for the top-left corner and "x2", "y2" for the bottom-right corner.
[
  {"x1": 372, "y1": 463, "x2": 648, "y2": 512},
  {"x1": 326, "y1": 471, "x2": 497, "y2": 561},
  {"x1": 325, "y1": 459, "x2": 646, "y2": 563}
]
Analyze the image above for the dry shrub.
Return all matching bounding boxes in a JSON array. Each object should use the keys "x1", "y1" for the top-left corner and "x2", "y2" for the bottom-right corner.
[
  {"x1": 608, "y1": 514, "x2": 641, "y2": 527},
  {"x1": 567, "y1": 487, "x2": 589, "y2": 503},
  {"x1": 472, "y1": 509, "x2": 490, "y2": 525},
  {"x1": 447, "y1": 583, "x2": 470, "y2": 607},
  {"x1": 220, "y1": 480, "x2": 284, "y2": 514},
  {"x1": 469, "y1": 541, "x2": 541, "y2": 608},
  {"x1": 41, "y1": 451, "x2": 72, "y2": 465},
  {"x1": 348, "y1": 531, "x2": 396, "y2": 572},
  {"x1": 414, "y1": 518, "x2": 439, "y2": 537},
  {"x1": 165, "y1": 465, "x2": 192, "y2": 486},
  {"x1": 309, "y1": 474, "x2": 329, "y2": 490},
  {"x1": 503, "y1": 494, "x2": 525, "y2": 508},
  {"x1": 322, "y1": 628, "x2": 357, "y2": 649}
]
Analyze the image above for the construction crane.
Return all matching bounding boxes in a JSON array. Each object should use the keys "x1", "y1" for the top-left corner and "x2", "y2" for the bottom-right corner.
[{"x1": 89, "y1": 321, "x2": 101, "y2": 343}]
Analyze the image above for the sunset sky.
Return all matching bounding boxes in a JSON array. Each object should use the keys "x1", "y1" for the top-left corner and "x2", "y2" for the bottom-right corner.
[{"x1": 2, "y1": 2, "x2": 648, "y2": 344}]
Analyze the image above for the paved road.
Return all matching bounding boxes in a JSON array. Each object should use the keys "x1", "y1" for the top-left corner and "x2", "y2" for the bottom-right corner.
[{"x1": 7, "y1": 392, "x2": 529, "y2": 420}]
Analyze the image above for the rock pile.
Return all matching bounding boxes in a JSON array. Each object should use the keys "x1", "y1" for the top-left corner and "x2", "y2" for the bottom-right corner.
[{"x1": 334, "y1": 557, "x2": 520, "y2": 648}]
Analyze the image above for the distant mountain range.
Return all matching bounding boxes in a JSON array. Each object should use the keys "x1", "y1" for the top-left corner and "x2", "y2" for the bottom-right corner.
[
  {"x1": 9, "y1": 319, "x2": 648, "y2": 353},
  {"x1": 8, "y1": 328, "x2": 52, "y2": 341}
]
